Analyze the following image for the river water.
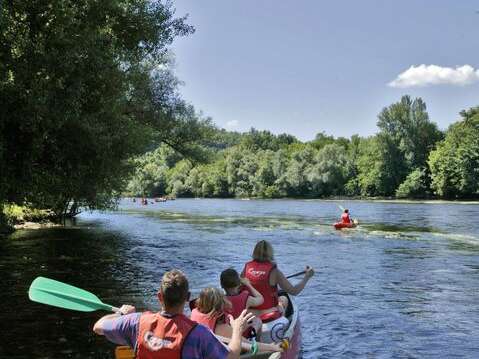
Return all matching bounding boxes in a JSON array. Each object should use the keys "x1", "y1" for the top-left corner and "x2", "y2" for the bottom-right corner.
[{"x1": 2, "y1": 199, "x2": 479, "y2": 358}]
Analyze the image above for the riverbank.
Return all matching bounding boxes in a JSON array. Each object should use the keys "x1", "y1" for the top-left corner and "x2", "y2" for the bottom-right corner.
[
  {"x1": 1, "y1": 204, "x2": 58, "y2": 235},
  {"x1": 321, "y1": 197, "x2": 479, "y2": 205}
]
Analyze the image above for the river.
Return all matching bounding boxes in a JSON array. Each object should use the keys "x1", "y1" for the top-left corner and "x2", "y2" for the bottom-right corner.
[{"x1": 2, "y1": 199, "x2": 479, "y2": 358}]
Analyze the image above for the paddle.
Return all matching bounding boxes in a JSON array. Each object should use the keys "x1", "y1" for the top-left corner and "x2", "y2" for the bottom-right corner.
[
  {"x1": 29, "y1": 277, "x2": 119, "y2": 312},
  {"x1": 286, "y1": 270, "x2": 306, "y2": 279}
]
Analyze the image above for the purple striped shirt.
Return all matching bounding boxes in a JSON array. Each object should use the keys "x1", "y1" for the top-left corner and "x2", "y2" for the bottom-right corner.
[{"x1": 102, "y1": 312, "x2": 230, "y2": 359}]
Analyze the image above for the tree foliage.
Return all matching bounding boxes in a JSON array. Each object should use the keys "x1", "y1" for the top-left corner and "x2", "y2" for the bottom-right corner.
[
  {"x1": 429, "y1": 107, "x2": 479, "y2": 198},
  {"x1": 0, "y1": 0, "x2": 212, "y2": 217},
  {"x1": 356, "y1": 95, "x2": 442, "y2": 197},
  {"x1": 396, "y1": 168, "x2": 428, "y2": 199},
  {"x1": 126, "y1": 102, "x2": 479, "y2": 200},
  {"x1": 127, "y1": 96, "x2": 470, "y2": 200}
]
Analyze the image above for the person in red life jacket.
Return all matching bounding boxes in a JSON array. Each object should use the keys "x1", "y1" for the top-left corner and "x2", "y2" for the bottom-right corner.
[
  {"x1": 341, "y1": 209, "x2": 351, "y2": 224},
  {"x1": 220, "y1": 268, "x2": 263, "y2": 336},
  {"x1": 190, "y1": 287, "x2": 226, "y2": 333},
  {"x1": 93, "y1": 270, "x2": 252, "y2": 359},
  {"x1": 190, "y1": 287, "x2": 283, "y2": 354},
  {"x1": 242, "y1": 240, "x2": 314, "y2": 321}
]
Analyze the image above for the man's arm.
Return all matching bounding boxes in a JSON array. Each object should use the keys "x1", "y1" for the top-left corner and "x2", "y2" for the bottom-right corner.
[
  {"x1": 93, "y1": 305, "x2": 136, "y2": 335},
  {"x1": 93, "y1": 313, "x2": 122, "y2": 335},
  {"x1": 92, "y1": 305, "x2": 139, "y2": 348}
]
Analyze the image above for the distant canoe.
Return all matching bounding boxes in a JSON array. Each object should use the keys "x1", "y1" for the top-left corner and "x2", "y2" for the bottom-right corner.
[{"x1": 114, "y1": 293, "x2": 301, "y2": 359}]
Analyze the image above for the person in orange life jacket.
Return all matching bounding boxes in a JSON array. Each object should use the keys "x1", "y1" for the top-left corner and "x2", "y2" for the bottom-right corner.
[
  {"x1": 341, "y1": 209, "x2": 351, "y2": 224},
  {"x1": 242, "y1": 240, "x2": 314, "y2": 320},
  {"x1": 93, "y1": 270, "x2": 253, "y2": 359},
  {"x1": 190, "y1": 287, "x2": 283, "y2": 354},
  {"x1": 220, "y1": 268, "x2": 263, "y2": 335}
]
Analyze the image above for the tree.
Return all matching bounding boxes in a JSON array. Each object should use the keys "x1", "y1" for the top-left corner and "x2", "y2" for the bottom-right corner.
[
  {"x1": 396, "y1": 168, "x2": 428, "y2": 198},
  {"x1": 429, "y1": 107, "x2": 479, "y2": 198},
  {"x1": 0, "y1": 0, "x2": 198, "y2": 217},
  {"x1": 240, "y1": 128, "x2": 297, "y2": 151},
  {"x1": 357, "y1": 96, "x2": 442, "y2": 197},
  {"x1": 126, "y1": 145, "x2": 181, "y2": 196},
  {"x1": 307, "y1": 144, "x2": 350, "y2": 196},
  {"x1": 167, "y1": 160, "x2": 193, "y2": 197},
  {"x1": 377, "y1": 95, "x2": 442, "y2": 170},
  {"x1": 284, "y1": 145, "x2": 315, "y2": 196}
]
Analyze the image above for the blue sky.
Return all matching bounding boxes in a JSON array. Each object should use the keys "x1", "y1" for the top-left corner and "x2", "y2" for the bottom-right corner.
[{"x1": 171, "y1": 0, "x2": 479, "y2": 140}]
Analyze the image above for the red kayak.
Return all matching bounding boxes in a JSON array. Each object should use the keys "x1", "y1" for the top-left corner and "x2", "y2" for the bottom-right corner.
[{"x1": 334, "y1": 219, "x2": 359, "y2": 230}]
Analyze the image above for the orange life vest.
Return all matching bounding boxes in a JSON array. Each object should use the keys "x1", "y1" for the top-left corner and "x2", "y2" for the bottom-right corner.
[
  {"x1": 243, "y1": 260, "x2": 278, "y2": 310},
  {"x1": 190, "y1": 308, "x2": 222, "y2": 332},
  {"x1": 341, "y1": 212, "x2": 351, "y2": 224},
  {"x1": 136, "y1": 312, "x2": 196, "y2": 359}
]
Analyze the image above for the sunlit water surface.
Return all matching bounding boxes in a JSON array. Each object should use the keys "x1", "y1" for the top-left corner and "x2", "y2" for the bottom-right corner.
[{"x1": 2, "y1": 199, "x2": 479, "y2": 358}]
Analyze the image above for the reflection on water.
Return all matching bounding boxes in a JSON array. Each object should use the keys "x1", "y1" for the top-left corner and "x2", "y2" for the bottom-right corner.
[{"x1": 2, "y1": 199, "x2": 479, "y2": 358}]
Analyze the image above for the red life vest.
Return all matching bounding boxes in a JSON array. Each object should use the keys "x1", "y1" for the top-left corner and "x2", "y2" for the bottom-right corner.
[
  {"x1": 190, "y1": 308, "x2": 222, "y2": 332},
  {"x1": 136, "y1": 312, "x2": 196, "y2": 359},
  {"x1": 243, "y1": 260, "x2": 278, "y2": 310},
  {"x1": 225, "y1": 290, "x2": 249, "y2": 319},
  {"x1": 341, "y1": 213, "x2": 351, "y2": 224}
]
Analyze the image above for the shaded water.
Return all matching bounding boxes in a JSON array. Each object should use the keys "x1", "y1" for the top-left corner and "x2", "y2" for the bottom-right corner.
[{"x1": 2, "y1": 199, "x2": 479, "y2": 358}]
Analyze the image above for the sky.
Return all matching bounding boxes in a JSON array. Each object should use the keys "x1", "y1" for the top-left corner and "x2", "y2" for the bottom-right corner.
[{"x1": 170, "y1": 0, "x2": 479, "y2": 141}]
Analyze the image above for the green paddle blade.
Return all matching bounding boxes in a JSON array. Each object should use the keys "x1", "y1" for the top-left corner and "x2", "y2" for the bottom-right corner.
[{"x1": 29, "y1": 277, "x2": 114, "y2": 312}]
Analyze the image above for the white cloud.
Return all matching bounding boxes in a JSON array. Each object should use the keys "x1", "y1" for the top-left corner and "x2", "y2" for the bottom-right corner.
[
  {"x1": 388, "y1": 64, "x2": 479, "y2": 88},
  {"x1": 225, "y1": 120, "x2": 239, "y2": 129}
]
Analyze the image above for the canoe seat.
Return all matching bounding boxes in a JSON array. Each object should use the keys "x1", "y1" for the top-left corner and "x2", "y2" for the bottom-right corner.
[{"x1": 115, "y1": 346, "x2": 135, "y2": 359}]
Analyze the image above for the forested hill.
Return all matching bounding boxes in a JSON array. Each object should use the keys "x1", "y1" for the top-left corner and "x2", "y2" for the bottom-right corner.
[{"x1": 127, "y1": 96, "x2": 479, "y2": 200}]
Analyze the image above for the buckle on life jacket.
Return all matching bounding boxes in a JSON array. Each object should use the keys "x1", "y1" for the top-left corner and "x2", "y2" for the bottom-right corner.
[{"x1": 259, "y1": 309, "x2": 282, "y2": 323}]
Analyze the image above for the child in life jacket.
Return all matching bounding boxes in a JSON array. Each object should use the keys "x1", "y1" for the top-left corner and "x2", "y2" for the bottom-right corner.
[
  {"x1": 220, "y1": 268, "x2": 263, "y2": 335},
  {"x1": 190, "y1": 287, "x2": 283, "y2": 354}
]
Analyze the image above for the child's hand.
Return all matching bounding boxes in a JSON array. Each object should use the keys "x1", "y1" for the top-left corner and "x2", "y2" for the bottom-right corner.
[{"x1": 230, "y1": 310, "x2": 254, "y2": 334}]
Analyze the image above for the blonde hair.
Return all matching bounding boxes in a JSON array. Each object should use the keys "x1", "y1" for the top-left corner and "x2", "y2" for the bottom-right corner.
[
  {"x1": 197, "y1": 287, "x2": 226, "y2": 318},
  {"x1": 160, "y1": 270, "x2": 189, "y2": 308},
  {"x1": 252, "y1": 240, "x2": 274, "y2": 262}
]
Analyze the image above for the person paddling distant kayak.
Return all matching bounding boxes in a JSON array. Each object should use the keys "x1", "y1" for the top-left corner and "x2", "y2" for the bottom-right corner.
[
  {"x1": 341, "y1": 209, "x2": 352, "y2": 224},
  {"x1": 334, "y1": 208, "x2": 359, "y2": 229}
]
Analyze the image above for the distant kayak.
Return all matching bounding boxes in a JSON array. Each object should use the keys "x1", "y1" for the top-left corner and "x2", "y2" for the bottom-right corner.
[{"x1": 334, "y1": 219, "x2": 359, "y2": 230}]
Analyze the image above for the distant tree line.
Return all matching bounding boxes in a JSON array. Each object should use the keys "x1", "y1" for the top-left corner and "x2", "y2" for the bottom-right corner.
[{"x1": 128, "y1": 96, "x2": 479, "y2": 200}]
